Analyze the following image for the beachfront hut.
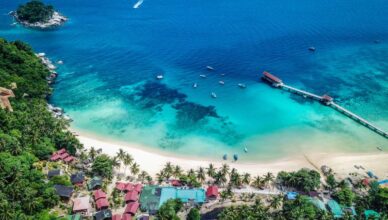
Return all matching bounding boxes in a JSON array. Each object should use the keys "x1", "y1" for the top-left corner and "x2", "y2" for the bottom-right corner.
[
  {"x1": 122, "y1": 214, "x2": 133, "y2": 220},
  {"x1": 343, "y1": 207, "x2": 357, "y2": 217},
  {"x1": 309, "y1": 197, "x2": 327, "y2": 211},
  {"x1": 134, "y1": 184, "x2": 143, "y2": 193},
  {"x1": 286, "y1": 192, "x2": 298, "y2": 200},
  {"x1": 125, "y1": 190, "x2": 139, "y2": 203},
  {"x1": 327, "y1": 200, "x2": 343, "y2": 218},
  {"x1": 112, "y1": 214, "x2": 122, "y2": 220},
  {"x1": 71, "y1": 172, "x2": 85, "y2": 186},
  {"x1": 206, "y1": 186, "x2": 219, "y2": 200},
  {"x1": 364, "y1": 210, "x2": 380, "y2": 220},
  {"x1": 362, "y1": 178, "x2": 370, "y2": 187},
  {"x1": 88, "y1": 176, "x2": 103, "y2": 190},
  {"x1": 94, "y1": 209, "x2": 112, "y2": 220},
  {"x1": 377, "y1": 179, "x2": 388, "y2": 188},
  {"x1": 54, "y1": 184, "x2": 74, "y2": 199},
  {"x1": 60, "y1": 152, "x2": 70, "y2": 159},
  {"x1": 116, "y1": 182, "x2": 127, "y2": 191},
  {"x1": 125, "y1": 202, "x2": 140, "y2": 216},
  {"x1": 96, "y1": 198, "x2": 109, "y2": 210},
  {"x1": 48, "y1": 169, "x2": 62, "y2": 179},
  {"x1": 137, "y1": 214, "x2": 150, "y2": 220},
  {"x1": 57, "y1": 148, "x2": 67, "y2": 154},
  {"x1": 93, "y1": 189, "x2": 107, "y2": 201},
  {"x1": 72, "y1": 196, "x2": 91, "y2": 215}
]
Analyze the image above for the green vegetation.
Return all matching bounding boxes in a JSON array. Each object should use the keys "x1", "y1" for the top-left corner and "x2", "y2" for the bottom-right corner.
[
  {"x1": 276, "y1": 168, "x2": 321, "y2": 192},
  {"x1": 218, "y1": 199, "x2": 270, "y2": 220},
  {"x1": 187, "y1": 207, "x2": 200, "y2": 220},
  {"x1": 16, "y1": 0, "x2": 54, "y2": 23},
  {"x1": 156, "y1": 199, "x2": 183, "y2": 220},
  {"x1": 91, "y1": 154, "x2": 114, "y2": 179},
  {"x1": 333, "y1": 186, "x2": 355, "y2": 207},
  {"x1": 0, "y1": 38, "x2": 81, "y2": 219}
]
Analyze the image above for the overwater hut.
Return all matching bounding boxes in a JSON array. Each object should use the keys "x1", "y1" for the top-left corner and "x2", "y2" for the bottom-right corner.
[
  {"x1": 125, "y1": 202, "x2": 140, "y2": 216},
  {"x1": 206, "y1": 186, "x2": 219, "y2": 200},
  {"x1": 327, "y1": 200, "x2": 343, "y2": 218},
  {"x1": 54, "y1": 184, "x2": 74, "y2": 199},
  {"x1": 321, "y1": 94, "x2": 333, "y2": 105},
  {"x1": 94, "y1": 209, "x2": 112, "y2": 220}
]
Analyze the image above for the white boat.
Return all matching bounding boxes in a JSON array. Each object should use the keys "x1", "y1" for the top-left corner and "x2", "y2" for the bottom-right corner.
[
  {"x1": 244, "y1": 147, "x2": 248, "y2": 153},
  {"x1": 199, "y1": 74, "x2": 207, "y2": 78},
  {"x1": 206, "y1": 66, "x2": 214, "y2": 70},
  {"x1": 57, "y1": 60, "x2": 64, "y2": 64},
  {"x1": 156, "y1": 75, "x2": 164, "y2": 80},
  {"x1": 238, "y1": 83, "x2": 246, "y2": 88},
  {"x1": 211, "y1": 92, "x2": 217, "y2": 98},
  {"x1": 220, "y1": 73, "x2": 225, "y2": 76},
  {"x1": 219, "y1": 81, "x2": 225, "y2": 85},
  {"x1": 193, "y1": 83, "x2": 197, "y2": 88}
]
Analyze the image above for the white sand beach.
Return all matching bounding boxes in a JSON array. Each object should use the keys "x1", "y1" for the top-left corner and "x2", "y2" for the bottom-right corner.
[{"x1": 76, "y1": 132, "x2": 388, "y2": 179}]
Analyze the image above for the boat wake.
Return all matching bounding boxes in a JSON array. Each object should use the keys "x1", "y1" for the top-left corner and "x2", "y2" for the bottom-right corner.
[{"x1": 133, "y1": 0, "x2": 144, "y2": 9}]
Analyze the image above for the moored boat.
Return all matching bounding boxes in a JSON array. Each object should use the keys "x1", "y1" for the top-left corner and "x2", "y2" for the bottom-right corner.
[
  {"x1": 219, "y1": 80, "x2": 225, "y2": 85},
  {"x1": 233, "y1": 154, "x2": 238, "y2": 161},
  {"x1": 193, "y1": 83, "x2": 197, "y2": 88},
  {"x1": 199, "y1": 74, "x2": 207, "y2": 78},
  {"x1": 156, "y1": 75, "x2": 164, "y2": 80},
  {"x1": 223, "y1": 154, "x2": 227, "y2": 160},
  {"x1": 206, "y1": 66, "x2": 214, "y2": 71},
  {"x1": 211, "y1": 92, "x2": 217, "y2": 98},
  {"x1": 308, "y1": 47, "x2": 316, "y2": 52},
  {"x1": 238, "y1": 83, "x2": 246, "y2": 88}
]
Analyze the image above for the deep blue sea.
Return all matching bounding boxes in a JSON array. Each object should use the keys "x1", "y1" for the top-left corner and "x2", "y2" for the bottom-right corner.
[{"x1": 1, "y1": 0, "x2": 387, "y2": 161}]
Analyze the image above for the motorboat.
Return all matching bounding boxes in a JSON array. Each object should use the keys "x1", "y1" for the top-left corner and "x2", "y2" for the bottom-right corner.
[
  {"x1": 219, "y1": 81, "x2": 225, "y2": 85},
  {"x1": 211, "y1": 92, "x2": 217, "y2": 98},
  {"x1": 156, "y1": 75, "x2": 164, "y2": 80},
  {"x1": 206, "y1": 66, "x2": 214, "y2": 71},
  {"x1": 200, "y1": 74, "x2": 207, "y2": 78},
  {"x1": 238, "y1": 83, "x2": 246, "y2": 88}
]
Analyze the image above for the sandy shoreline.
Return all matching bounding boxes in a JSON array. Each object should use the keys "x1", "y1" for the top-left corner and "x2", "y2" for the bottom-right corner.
[{"x1": 75, "y1": 131, "x2": 388, "y2": 179}]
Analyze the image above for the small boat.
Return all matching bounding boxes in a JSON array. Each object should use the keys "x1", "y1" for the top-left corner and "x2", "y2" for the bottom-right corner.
[
  {"x1": 238, "y1": 83, "x2": 246, "y2": 88},
  {"x1": 211, "y1": 92, "x2": 217, "y2": 98},
  {"x1": 244, "y1": 147, "x2": 248, "y2": 153},
  {"x1": 156, "y1": 75, "x2": 164, "y2": 80},
  {"x1": 206, "y1": 66, "x2": 215, "y2": 71},
  {"x1": 377, "y1": 147, "x2": 383, "y2": 151},
  {"x1": 220, "y1": 73, "x2": 225, "y2": 76},
  {"x1": 233, "y1": 154, "x2": 238, "y2": 161},
  {"x1": 57, "y1": 60, "x2": 64, "y2": 65},
  {"x1": 199, "y1": 74, "x2": 207, "y2": 78},
  {"x1": 193, "y1": 83, "x2": 197, "y2": 88},
  {"x1": 219, "y1": 81, "x2": 225, "y2": 85},
  {"x1": 308, "y1": 47, "x2": 316, "y2": 52},
  {"x1": 223, "y1": 154, "x2": 227, "y2": 160}
]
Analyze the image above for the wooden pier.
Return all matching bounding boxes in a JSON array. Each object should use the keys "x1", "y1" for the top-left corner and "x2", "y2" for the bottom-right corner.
[{"x1": 262, "y1": 71, "x2": 388, "y2": 139}]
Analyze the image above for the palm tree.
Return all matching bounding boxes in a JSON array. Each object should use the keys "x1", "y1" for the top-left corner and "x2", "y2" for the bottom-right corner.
[
  {"x1": 230, "y1": 172, "x2": 242, "y2": 187},
  {"x1": 207, "y1": 163, "x2": 216, "y2": 178},
  {"x1": 138, "y1": 171, "x2": 148, "y2": 183},
  {"x1": 196, "y1": 167, "x2": 206, "y2": 183},
  {"x1": 220, "y1": 164, "x2": 230, "y2": 176},
  {"x1": 88, "y1": 147, "x2": 97, "y2": 160},
  {"x1": 252, "y1": 176, "x2": 264, "y2": 189},
  {"x1": 242, "y1": 173, "x2": 251, "y2": 185},
  {"x1": 264, "y1": 172, "x2": 275, "y2": 187},
  {"x1": 116, "y1": 148, "x2": 125, "y2": 173},
  {"x1": 215, "y1": 171, "x2": 227, "y2": 186},
  {"x1": 173, "y1": 165, "x2": 183, "y2": 178},
  {"x1": 111, "y1": 156, "x2": 121, "y2": 173},
  {"x1": 187, "y1": 168, "x2": 196, "y2": 178},
  {"x1": 130, "y1": 162, "x2": 140, "y2": 176},
  {"x1": 163, "y1": 162, "x2": 173, "y2": 178},
  {"x1": 156, "y1": 171, "x2": 165, "y2": 184},
  {"x1": 269, "y1": 194, "x2": 283, "y2": 210},
  {"x1": 123, "y1": 153, "x2": 133, "y2": 175}
]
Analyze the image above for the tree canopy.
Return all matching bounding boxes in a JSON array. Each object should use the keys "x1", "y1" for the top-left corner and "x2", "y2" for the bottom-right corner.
[
  {"x1": 16, "y1": 0, "x2": 54, "y2": 23},
  {"x1": 276, "y1": 168, "x2": 321, "y2": 192},
  {"x1": 0, "y1": 38, "x2": 81, "y2": 218}
]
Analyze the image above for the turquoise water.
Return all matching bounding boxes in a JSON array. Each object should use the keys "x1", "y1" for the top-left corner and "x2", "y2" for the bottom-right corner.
[{"x1": 0, "y1": 0, "x2": 387, "y2": 161}]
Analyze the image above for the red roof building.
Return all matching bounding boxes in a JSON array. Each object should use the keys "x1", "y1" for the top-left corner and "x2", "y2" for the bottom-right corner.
[
  {"x1": 362, "y1": 178, "x2": 370, "y2": 186},
  {"x1": 96, "y1": 198, "x2": 109, "y2": 210},
  {"x1": 206, "y1": 186, "x2": 219, "y2": 199},
  {"x1": 133, "y1": 184, "x2": 142, "y2": 193},
  {"x1": 122, "y1": 214, "x2": 133, "y2": 220},
  {"x1": 171, "y1": 180, "x2": 182, "y2": 187},
  {"x1": 116, "y1": 182, "x2": 127, "y2": 191},
  {"x1": 262, "y1": 71, "x2": 283, "y2": 84},
  {"x1": 112, "y1": 214, "x2": 122, "y2": 220},
  {"x1": 59, "y1": 152, "x2": 70, "y2": 159},
  {"x1": 93, "y1": 189, "x2": 107, "y2": 201},
  {"x1": 64, "y1": 156, "x2": 74, "y2": 163},
  {"x1": 125, "y1": 202, "x2": 139, "y2": 216},
  {"x1": 124, "y1": 183, "x2": 134, "y2": 192},
  {"x1": 125, "y1": 190, "x2": 139, "y2": 203},
  {"x1": 321, "y1": 94, "x2": 333, "y2": 104},
  {"x1": 73, "y1": 196, "x2": 91, "y2": 214},
  {"x1": 50, "y1": 153, "x2": 61, "y2": 161},
  {"x1": 57, "y1": 148, "x2": 66, "y2": 154}
]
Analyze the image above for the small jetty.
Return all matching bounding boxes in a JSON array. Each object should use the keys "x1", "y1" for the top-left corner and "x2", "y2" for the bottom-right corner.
[{"x1": 261, "y1": 71, "x2": 388, "y2": 139}]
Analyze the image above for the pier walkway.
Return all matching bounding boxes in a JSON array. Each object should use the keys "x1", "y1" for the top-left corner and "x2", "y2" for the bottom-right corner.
[{"x1": 261, "y1": 71, "x2": 388, "y2": 139}]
